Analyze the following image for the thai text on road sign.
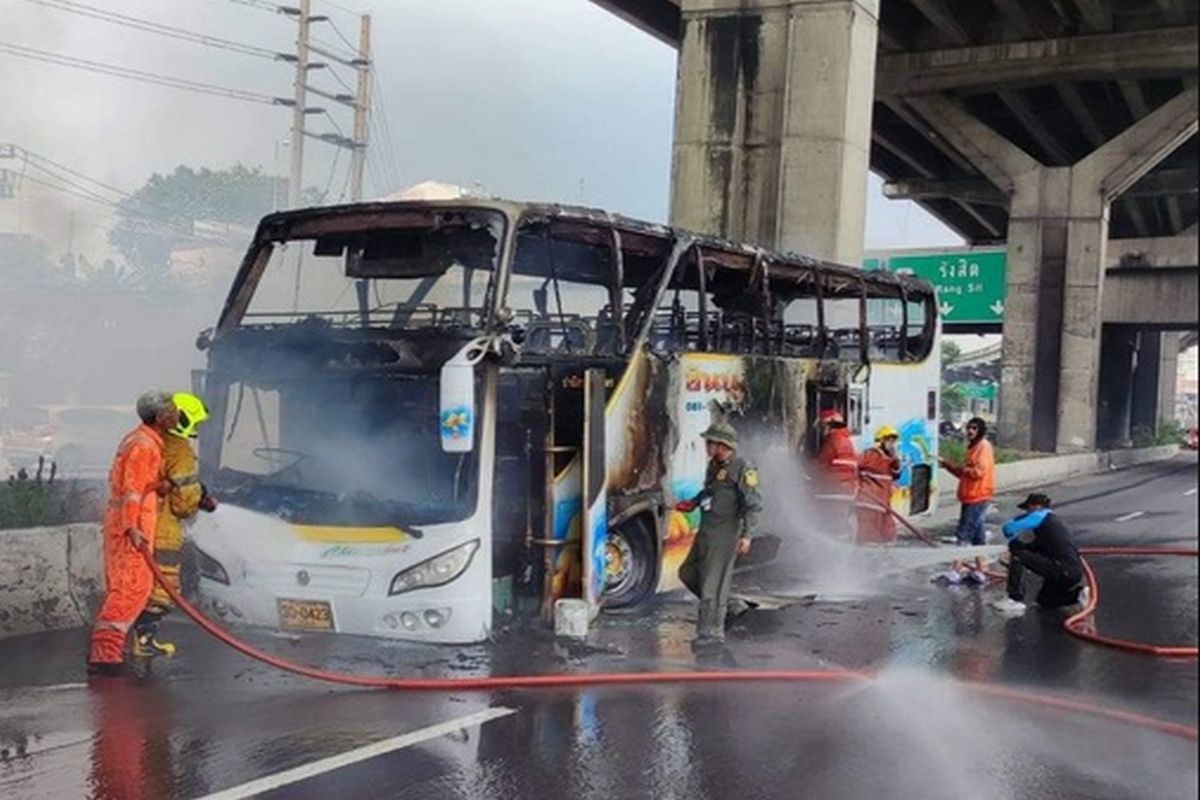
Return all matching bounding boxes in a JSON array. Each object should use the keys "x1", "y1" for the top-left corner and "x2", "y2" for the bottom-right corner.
[{"x1": 865, "y1": 250, "x2": 1006, "y2": 325}]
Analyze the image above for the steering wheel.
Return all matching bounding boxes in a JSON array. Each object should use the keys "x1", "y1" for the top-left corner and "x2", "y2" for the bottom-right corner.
[{"x1": 251, "y1": 447, "x2": 310, "y2": 482}]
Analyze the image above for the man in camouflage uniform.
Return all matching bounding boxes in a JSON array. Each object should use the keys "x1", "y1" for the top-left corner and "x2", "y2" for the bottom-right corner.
[{"x1": 676, "y1": 421, "x2": 763, "y2": 645}]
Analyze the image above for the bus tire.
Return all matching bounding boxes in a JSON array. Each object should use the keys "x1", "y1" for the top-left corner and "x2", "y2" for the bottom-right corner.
[{"x1": 603, "y1": 516, "x2": 657, "y2": 609}]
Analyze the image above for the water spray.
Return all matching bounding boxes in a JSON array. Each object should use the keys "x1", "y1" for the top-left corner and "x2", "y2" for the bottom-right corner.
[{"x1": 134, "y1": 544, "x2": 1197, "y2": 742}]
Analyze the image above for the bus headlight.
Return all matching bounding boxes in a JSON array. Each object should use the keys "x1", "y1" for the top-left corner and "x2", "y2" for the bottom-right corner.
[
  {"x1": 196, "y1": 546, "x2": 230, "y2": 586},
  {"x1": 389, "y1": 539, "x2": 480, "y2": 596}
]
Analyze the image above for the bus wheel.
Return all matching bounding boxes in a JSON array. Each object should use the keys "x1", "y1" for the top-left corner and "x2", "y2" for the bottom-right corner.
[{"x1": 603, "y1": 517, "x2": 656, "y2": 608}]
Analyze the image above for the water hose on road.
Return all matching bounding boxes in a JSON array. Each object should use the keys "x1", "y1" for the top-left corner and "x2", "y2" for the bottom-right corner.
[
  {"x1": 134, "y1": 546, "x2": 1197, "y2": 741},
  {"x1": 865, "y1": 491, "x2": 1199, "y2": 658},
  {"x1": 1068, "y1": 547, "x2": 1199, "y2": 659}
]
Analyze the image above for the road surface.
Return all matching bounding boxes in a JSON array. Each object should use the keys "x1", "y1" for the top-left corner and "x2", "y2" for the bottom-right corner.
[{"x1": 1, "y1": 454, "x2": 1196, "y2": 799}]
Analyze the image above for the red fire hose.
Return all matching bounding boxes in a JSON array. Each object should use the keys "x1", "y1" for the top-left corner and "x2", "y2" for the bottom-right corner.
[
  {"x1": 1065, "y1": 547, "x2": 1199, "y2": 658},
  {"x1": 135, "y1": 547, "x2": 1196, "y2": 740},
  {"x1": 854, "y1": 480, "x2": 1198, "y2": 658}
]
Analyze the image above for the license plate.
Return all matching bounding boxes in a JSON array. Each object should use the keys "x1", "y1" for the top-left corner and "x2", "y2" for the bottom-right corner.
[{"x1": 277, "y1": 599, "x2": 334, "y2": 631}]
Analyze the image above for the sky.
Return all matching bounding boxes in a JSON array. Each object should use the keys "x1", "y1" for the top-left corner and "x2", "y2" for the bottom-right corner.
[{"x1": 0, "y1": 0, "x2": 963, "y2": 262}]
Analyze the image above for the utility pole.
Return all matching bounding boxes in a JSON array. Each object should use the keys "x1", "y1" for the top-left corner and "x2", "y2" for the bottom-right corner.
[
  {"x1": 287, "y1": 0, "x2": 311, "y2": 209},
  {"x1": 348, "y1": 14, "x2": 371, "y2": 202}
]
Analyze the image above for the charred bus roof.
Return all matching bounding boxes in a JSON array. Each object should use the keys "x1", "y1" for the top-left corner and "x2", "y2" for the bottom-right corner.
[{"x1": 218, "y1": 199, "x2": 936, "y2": 330}]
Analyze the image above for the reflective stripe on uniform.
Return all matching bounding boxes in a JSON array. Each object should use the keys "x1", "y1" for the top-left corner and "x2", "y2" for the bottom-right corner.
[
  {"x1": 155, "y1": 549, "x2": 184, "y2": 567},
  {"x1": 171, "y1": 473, "x2": 200, "y2": 487},
  {"x1": 94, "y1": 620, "x2": 130, "y2": 633}
]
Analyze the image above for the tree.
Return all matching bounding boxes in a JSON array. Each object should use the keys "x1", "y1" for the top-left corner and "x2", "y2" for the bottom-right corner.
[
  {"x1": 941, "y1": 340, "x2": 962, "y2": 366},
  {"x1": 940, "y1": 383, "x2": 969, "y2": 420},
  {"x1": 109, "y1": 164, "x2": 321, "y2": 274}
]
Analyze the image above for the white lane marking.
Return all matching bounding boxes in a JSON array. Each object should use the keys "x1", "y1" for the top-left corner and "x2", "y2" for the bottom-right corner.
[
  {"x1": 0, "y1": 682, "x2": 88, "y2": 697},
  {"x1": 1113, "y1": 511, "x2": 1146, "y2": 522},
  {"x1": 1185, "y1": 488, "x2": 1197, "y2": 497},
  {"x1": 194, "y1": 706, "x2": 515, "y2": 800}
]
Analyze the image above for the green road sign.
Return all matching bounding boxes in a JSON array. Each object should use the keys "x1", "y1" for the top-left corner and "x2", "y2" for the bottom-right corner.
[{"x1": 865, "y1": 250, "x2": 1006, "y2": 325}]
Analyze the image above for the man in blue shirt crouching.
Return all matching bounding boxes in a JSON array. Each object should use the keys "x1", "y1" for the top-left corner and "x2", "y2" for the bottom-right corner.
[{"x1": 991, "y1": 493, "x2": 1087, "y2": 616}]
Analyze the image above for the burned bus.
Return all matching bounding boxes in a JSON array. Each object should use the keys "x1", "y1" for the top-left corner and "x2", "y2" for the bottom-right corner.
[{"x1": 189, "y1": 200, "x2": 939, "y2": 643}]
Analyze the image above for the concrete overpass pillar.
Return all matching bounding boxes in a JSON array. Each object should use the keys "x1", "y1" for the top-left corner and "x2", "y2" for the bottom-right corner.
[
  {"x1": 1098, "y1": 327, "x2": 1138, "y2": 449},
  {"x1": 1129, "y1": 329, "x2": 1158, "y2": 442},
  {"x1": 1158, "y1": 332, "x2": 1182, "y2": 429},
  {"x1": 912, "y1": 88, "x2": 1198, "y2": 452},
  {"x1": 670, "y1": 0, "x2": 879, "y2": 264}
]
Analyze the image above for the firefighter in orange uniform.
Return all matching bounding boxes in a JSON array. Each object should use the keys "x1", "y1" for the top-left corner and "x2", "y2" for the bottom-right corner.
[
  {"x1": 133, "y1": 392, "x2": 217, "y2": 659},
  {"x1": 815, "y1": 409, "x2": 858, "y2": 493},
  {"x1": 87, "y1": 390, "x2": 178, "y2": 677},
  {"x1": 857, "y1": 425, "x2": 902, "y2": 545}
]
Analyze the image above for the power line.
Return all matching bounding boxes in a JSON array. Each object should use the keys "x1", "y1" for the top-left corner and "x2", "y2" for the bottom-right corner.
[
  {"x1": 22, "y1": 150, "x2": 134, "y2": 203},
  {"x1": 322, "y1": 64, "x2": 356, "y2": 95},
  {"x1": 0, "y1": 41, "x2": 287, "y2": 105},
  {"x1": 18, "y1": 173, "x2": 238, "y2": 244},
  {"x1": 11, "y1": 147, "x2": 247, "y2": 241},
  {"x1": 220, "y1": 0, "x2": 282, "y2": 12},
  {"x1": 315, "y1": 0, "x2": 361, "y2": 20},
  {"x1": 321, "y1": 145, "x2": 342, "y2": 201},
  {"x1": 323, "y1": 18, "x2": 360, "y2": 56},
  {"x1": 370, "y1": 71, "x2": 403, "y2": 192},
  {"x1": 18, "y1": 0, "x2": 284, "y2": 61},
  {"x1": 20, "y1": 151, "x2": 179, "y2": 219},
  {"x1": 20, "y1": 166, "x2": 122, "y2": 208},
  {"x1": 369, "y1": 113, "x2": 399, "y2": 193},
  {"x1": 310, "y1": 36, "x2": 356, "y2": 63}
]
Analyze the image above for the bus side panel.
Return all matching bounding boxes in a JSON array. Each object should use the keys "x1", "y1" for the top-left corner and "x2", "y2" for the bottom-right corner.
[
  {"x1": 604, "y1": 347, "x2": 670, "y2": 493},
  {"x1": 546, "y1": 459, "x2": 582, "y2": 605},
  {"x1": 860, "y1": 355, "x2": 941, "y2": 516},
  {"x1": 657, "y1": 354, "x2": 816, "y2": 592},
  {"x1": 546, "y1": 351, "x2": 668, "y2": 607},
  {"x1": 659, "y1": 354, "x2": 747, "y2": 592}
]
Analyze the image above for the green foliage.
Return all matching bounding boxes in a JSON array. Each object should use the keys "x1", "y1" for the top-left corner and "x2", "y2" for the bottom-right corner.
[
  {"x1": 941, "y1": 340, "x2": 962, "y2": 366},
  {"x1": 938, "y1": 438, "x2": 1025, "y2": 466},
  {"x1": 108, "y1": 163, "x2": 319, "y2": 274},
  {"x1": 940, "y1": 383, "x2": 969, "y2": 419},
  {"x1": 0, "y1": 459, "x2": 102, "y2": 530},
  {"x1": 1132, "y1": 419, "x2": 1184, "y2": 448}
]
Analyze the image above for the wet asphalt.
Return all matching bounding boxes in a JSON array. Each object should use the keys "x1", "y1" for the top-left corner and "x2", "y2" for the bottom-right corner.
[{"x1": 1, "y1": 454, "x2": 1196, "y2": 800}]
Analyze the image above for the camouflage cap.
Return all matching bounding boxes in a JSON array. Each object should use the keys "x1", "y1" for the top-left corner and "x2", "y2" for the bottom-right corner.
[{"x1": 701, "y1": 421, "x2": 738, "y2": 448}]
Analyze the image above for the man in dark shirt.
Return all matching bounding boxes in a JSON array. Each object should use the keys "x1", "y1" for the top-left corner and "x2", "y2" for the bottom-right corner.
[{"x1": 991, "y1": 493, "x2": 1086, "y2": 615}]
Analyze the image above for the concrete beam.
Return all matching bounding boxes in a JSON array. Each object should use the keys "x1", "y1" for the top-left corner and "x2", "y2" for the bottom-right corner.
[
  {"x1": 996, "y1": 88, "x2": 1073, "y2": 164},
  {"x1": 1080, "y1": 87, "x2": 1200, "y2": 200},
  {"x1": 876, "y1": 26, "x2": 1199, "y2": 96},
  {"x1": 881, "y1": 177, "x2": 1005, "y2": 206},
  {"x1": 1154, "y1": 0, "x2": 1189, "y2": 26},
  {"x1": 1119, "y1": 80, "x2": 1151, "y2": 119},
  {"x1": 986, "y1": 0, "x2": 1046, "y2": 39},
  {"x1": 1126, "y1": 168, "x2": 1199, "y2": 198},
  {"x1": 1072, "y1": 0, "x2": 1113, "y2": 32},
  {"x1": 1102, "y1": 267, "x2": 1199, "y2": 327},
  {"x1": 907, "y1": 0, "x2": 971, "y2": 46},
  {"x1": 1107, "y1": 234, "x2": 1200, "y2": 268},
  {"x1": 906, "y1": 94, "x2": 1040, "y2": 190},
  {"x1": 1056, "y1": 83, "x2": 1108, "y2": 149},
  {"x1": 588, "y1": 0, "x2": 680, "y2": 45}
]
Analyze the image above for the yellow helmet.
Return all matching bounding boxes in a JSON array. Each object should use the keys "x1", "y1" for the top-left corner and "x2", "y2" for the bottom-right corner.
[
  {"x1": 874, "y1": 424, "x2": 900, "y2": 443},
  {"x1": 171, "y1": 392, "x2": 209, "y2": 439}
]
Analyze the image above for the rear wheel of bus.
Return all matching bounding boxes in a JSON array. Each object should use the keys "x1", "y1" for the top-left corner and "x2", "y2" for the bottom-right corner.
[{"x1": 603, "y1": 516, "x2": 657, "y2": 608}]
